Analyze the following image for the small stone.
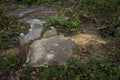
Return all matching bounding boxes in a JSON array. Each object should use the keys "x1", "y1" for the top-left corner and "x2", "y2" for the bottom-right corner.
[
  {"x1": 27, "y1": 19, "x2": 45, "y2": 28},
  {"x1": 43, "y1": 30, "x2": 57, "y2": 38},
  {"x1": 19, "y1": 19, "x2": 44, "y2": 45},
  {"x1": 43, "y1": 27, "x2": 57, "y2": 38}
]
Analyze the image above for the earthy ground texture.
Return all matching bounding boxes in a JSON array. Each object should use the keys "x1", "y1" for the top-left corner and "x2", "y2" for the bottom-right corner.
[{"x1": 0, "y1": 0, "x2": 120, "y2": 80}]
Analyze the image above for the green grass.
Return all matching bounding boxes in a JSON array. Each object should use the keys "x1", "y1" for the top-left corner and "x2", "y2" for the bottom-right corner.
[
  {"x1": 0, "y1": 0, "x2": 120, "y2": 80},
  {"x1": 0, "y1": 0, "x2": 59, "y2": 5},
  {"x1": 77, "y1": 0, "x2": 120, "y2": 13},
  {"x1": 76, "y1": 0, "x2": 120, "y2": 38},
  {"x1": 44, "y1": 15, "x2": 81, "y2": 34},
  {"x1": 0, "y1": 17, "x2": 26, "y2": 50},
  {"x1": 17, "y1": 0, "x2": 58, "y2": 5},
  {"x1": 0, "y1": 54, "x2": 120, "y2": 80}
]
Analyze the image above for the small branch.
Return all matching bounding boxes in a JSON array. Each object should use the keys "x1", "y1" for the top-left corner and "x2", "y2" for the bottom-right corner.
[{"x1": 97, "y1": 26, "x2": 108, "y2": 30}]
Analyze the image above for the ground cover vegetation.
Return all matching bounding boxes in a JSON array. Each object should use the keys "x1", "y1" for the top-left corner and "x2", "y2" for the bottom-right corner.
[{"x1": 0, "y1": 0, "x2": 120, "y2": 80}]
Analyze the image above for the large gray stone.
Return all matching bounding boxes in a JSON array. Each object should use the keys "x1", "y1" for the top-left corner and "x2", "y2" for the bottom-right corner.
[
  {"x1": 6, "y1": 7, "x2": 39, "y2": 18},
  {"x1": 25, "y1": 35, "x2": 74, "y2": 67}
]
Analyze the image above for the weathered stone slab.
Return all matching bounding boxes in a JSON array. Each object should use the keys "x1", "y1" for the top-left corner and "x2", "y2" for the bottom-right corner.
[
  {"x1": 24, "y1": 35, "x2": 74, "y2": 67},
  {"x1": 6, "y1": 7, "x2": 39, "y2": 17}
]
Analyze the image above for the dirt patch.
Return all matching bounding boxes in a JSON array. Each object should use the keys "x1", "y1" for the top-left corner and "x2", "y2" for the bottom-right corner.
[
  {"x1": 71, "y1": 34, "x2": 106, "y2": 46},
  {"x1": 0, "y1": 48, "x2": 20, "y2": 57},
  {"x1": 70, "y1": 34, "x2": 107, "y2": 63}
]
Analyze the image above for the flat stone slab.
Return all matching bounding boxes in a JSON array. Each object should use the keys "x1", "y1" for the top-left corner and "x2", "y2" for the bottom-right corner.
[
  {"x1": 25, "y1": 35, "x2": 74, "y2": 67},
  {"x1": 6, "y1": 7, "x2": 39, "y2": 17}
]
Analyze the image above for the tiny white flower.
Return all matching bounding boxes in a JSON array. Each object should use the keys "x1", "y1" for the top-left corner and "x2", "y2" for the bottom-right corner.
[
  {"x1": 29, "y1": 28, "x2": 32, "y2": 32},
  {"x1": 20, "y1": 33, "x2": 25, "y2": 37}
]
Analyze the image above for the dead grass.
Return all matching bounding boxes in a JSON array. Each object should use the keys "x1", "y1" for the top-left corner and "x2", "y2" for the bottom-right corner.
[{"x1": 71, "y1": 33, "x2": 106, "y2": 46}]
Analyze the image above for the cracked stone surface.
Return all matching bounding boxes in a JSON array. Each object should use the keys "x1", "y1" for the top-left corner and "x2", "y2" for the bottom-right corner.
[{"x1": 24, "y1": 35, "x2": 74, "y2": 67}]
